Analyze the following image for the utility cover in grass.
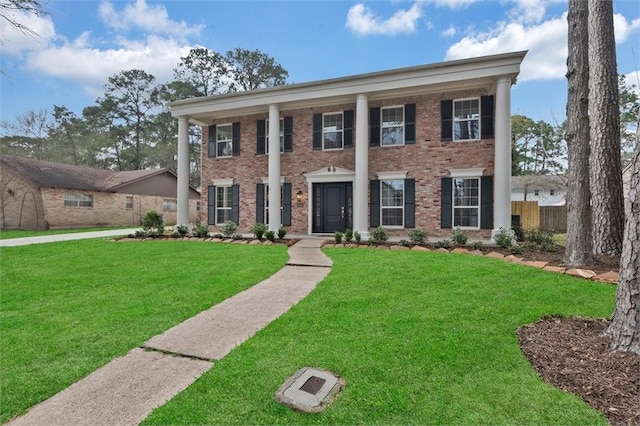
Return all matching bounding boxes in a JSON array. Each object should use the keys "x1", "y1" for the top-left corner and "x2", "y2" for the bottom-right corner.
[{"x1": 275, "y1": 367, "x2": 344, "y2": 413}]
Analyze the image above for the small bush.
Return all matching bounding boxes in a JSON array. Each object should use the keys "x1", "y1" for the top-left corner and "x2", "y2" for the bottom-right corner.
[
  {"x1": 471, "y1": 241, "x2": 483, "y2": 251},
  {"x1": 399, "y1": 239, "x2": 411, "y2": 247},
  {"x1": 232, "y1": 233, "x2": 243, "y2": 240},
  {"x1": 265, "y1": 230, "x2": 275, "y2": 242},
  {"x1": 193, "y1": 223, "x2": 209, "y2": 238},
  {"x1": 512, "y1": 222, "x2": 525, "y2": 241},
  {"x1": 370, "y1": 226, "x2": 389, "y2": 245},
  {"x1": 354, "y1": 231, "x2": 361, "y2": 244},
  {"x1": 175, "y1": 224, "x2": 188, "y2": 236},
  {"x1": 344, "y1": 229, "x2": 353, "y2": 242},
  {"x1": 221, "y1": 220, "x2": 237, "y2": 237},
  {"x1": 252, "y1": 223, "x2": 267, "y2": 240},
  {"x1": 509, "y1": 244, "x2": 524, "y2": 255},
  {"x1": 526, "y1": 228, "x2": 555, "y2": 247},
  {"x1": 493, "y1": 227, "x2": 516, "y2": 248},
  {"x1": 434, "y1": 239, "x2": 452, "y2": 249},
  {"x1": 277, "y1": 226, "x2": 286, "y2": 239},
  {"x1": 213, "y1": 233, "x2": 223, "y2": 239},
  {"x1": 408, "y1": 228, "x2": 427, "y2": 245},
  {"x1": 451, "y1": 227, "x2": 468, "y2": 246},
  {"x1": 334, "y1": 231, "x2": 343, "y2": 244},
  {"x1": 142, "y1": 211, "x2": 164, "y2": 236}
]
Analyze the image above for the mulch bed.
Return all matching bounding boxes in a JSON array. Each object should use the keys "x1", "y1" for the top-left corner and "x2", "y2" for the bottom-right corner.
[{"x1": 518, "y1": 317, "x2": 640, "y2": 425}]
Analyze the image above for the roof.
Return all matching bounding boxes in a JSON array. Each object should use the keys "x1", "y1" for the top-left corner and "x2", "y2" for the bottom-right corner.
[
  {"x1": 0, "y1": 155, "x2": 192, "y2": 194},
  {"x1": 511, "y1": 175, "x2": 567, "y2": 192},
  {"x1": 171, "y1": 50, "x2": 527, "y2": 125}
]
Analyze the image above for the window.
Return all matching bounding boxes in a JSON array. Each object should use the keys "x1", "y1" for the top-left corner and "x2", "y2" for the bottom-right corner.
[
  {"x1": 323, "y1": 113, "x2": 343, "y2": 150},
  {"x1": 453, "y1": 178, "x2": 480, "y2": 228},
  {"x1": 163, "y1": 199, "x2": 177, "y2": 212},
  {"x1": 453, "y1": 99, "x2": 480, "y2": 141},
  {"x1": 64, "y1": 193, "x2": 93, "y2": 208},
  {"x1": 216, "y1": 186, "x2": 233, "y2": 224},
  {"x1": 534, "y1": 189, "x2": 539, "y2": 196},
  {"x1": 196, "y1": 201, "x2": 201, "y2": 212},
  {"x1": 216, "y1": 124, "x2": 233, "y2": 157},
  {"x1": 265, "y1": 118, "x2": 284, "y2": 153},
  {"x1": 264, "y1": 184, "x2": 284, "y2": 224},
  {"x1": 550, "y1": 189, "x2": 555, "y2": 196},
  {"x1": 381, "y1": 180, "x2": 404, "y2": 227},
  {"x1": 125, "y1": 196, "x2": 133, "y2": 210},
  {"x1": 381, "y1": 106, "x2": 404, "y2": 146}
]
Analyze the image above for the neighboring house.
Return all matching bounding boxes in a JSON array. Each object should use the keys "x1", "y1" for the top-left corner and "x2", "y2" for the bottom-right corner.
[
  {"x1": 170, "y1": 51, "x2": 526, "y2": 239},
  {"x1": 0, "y1": 155, "x2": 200, "y2": 230},
  {"x1": 511, "y1": 175, "x2": 567, "y2": 206}
]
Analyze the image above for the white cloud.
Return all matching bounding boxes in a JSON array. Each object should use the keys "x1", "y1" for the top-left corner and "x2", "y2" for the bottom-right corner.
[
  {"x1": 442, "y1": 24, "x2": 457, "y2": 37},
  {"x1": 346, "y1": 3, "x2": 423, "y2": 36},
  {"x1": 506, "y1": 0, "x2": 548, "y2": 24},
  {"x1": 623, "y1": 71, "x2": 640, "y2": 95},
  {"x1": 613, "y1": 14, "x2": 640, "y2": 43},
  {"x1": 24, "y1": 33, "x2": 193, "y2": 99},
  {"x1": 0, "y1": 9, "x2": 56, "y2": 55},
  {"x1": 98, "y1": 0, "x2": 203, "y2": 38}
]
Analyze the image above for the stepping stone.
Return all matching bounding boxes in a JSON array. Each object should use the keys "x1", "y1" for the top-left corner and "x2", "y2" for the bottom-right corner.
[
  {"x1": 543, "y1": 265, "x2": 566, "y2": 274},
  {"x1": 390, "y1": 245, "x2": 410, "y2": 250},
  {"x1": 249, "y1": 239, "x2": 262, "y2": 245},
  {"x1": 523, "y1": 260, "x2": 548, "y2": 269},
  {"x1": 595, "y1": 271, "x2": 619, "y2": 283},
  {"x1": 411, "y1": 246, "x2": 430, "y2": 251},
  {"x1": 435, "y1": 248, "x2": 449, "y2": 253},
  {"x1": 566, "y1": 268, "x2": 597, "y2": 279},
  {"x1": 452, "y1": 248, "x2": 469, "y2": 254},
  {"x1": 504, "y1": 255, "x2": 522, "y2": 263},
  {"x1": 485, "y1": 251, "x2": 505, "y2": 259},
  {"x1": 468, "y1": 250, "x2": 484, "y2": 256}
]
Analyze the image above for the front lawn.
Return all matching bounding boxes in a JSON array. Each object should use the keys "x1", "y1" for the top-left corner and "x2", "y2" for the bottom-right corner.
[
  {"x1": 0, "y1": 240, "x2": 288, "y2": 423},
  {"x1": 144, "y1": 249, "x2": 616, "y2": 425}
]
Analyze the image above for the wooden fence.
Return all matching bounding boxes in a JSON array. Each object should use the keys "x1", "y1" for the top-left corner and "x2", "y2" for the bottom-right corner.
[
  {"x1": 540, "y1": 206, "x2": 567, "y2": 232},
  {"x1": 511, "y1": 201, "x2": 539, "y2": 229}
]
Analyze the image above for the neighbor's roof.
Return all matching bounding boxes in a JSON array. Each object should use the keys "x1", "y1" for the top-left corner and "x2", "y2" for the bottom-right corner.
[
  {"x1": 0, "y1": 155, "x2": 177, "y2": 192},
  {"x1": 511, "y1": 175, "x2": 567, "y2": 192}
]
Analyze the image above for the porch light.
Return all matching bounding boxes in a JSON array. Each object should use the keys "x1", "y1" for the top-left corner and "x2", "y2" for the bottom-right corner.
[{"x1": 296, "y1": 190, "x2": 303, "y2": 202}]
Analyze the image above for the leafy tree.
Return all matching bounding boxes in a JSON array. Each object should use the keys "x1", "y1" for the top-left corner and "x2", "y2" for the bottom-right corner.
[
  {"x1": 174, "y1": 48, "x2": 227, "y2": 96},
  {"x1": 511, "y1": 115, "x2": 536, "y2": 175},
  {"x1": 588, "y1": 0, "x2": 624, "y2": 256},
  {"x1": 564, "y1": 0, "x2": 593, "y2": 266},
  {"x1": 619, "y1": 74, "x2": 639, "y2": 163},
  {"x1": 0, "y1": 108, "x2": 51, "y2": 160},
  {"x1": 225, "y1": 48, "x2": 288, "y2": 92},
  {"x1": 48, "y1": 106, "x2": 88, "y2": 166}
]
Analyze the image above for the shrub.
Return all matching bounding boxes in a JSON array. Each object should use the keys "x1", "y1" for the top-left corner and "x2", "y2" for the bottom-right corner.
[
  {"x1": 408, "y1": 228, "x2": 427, "y2": 245},
  {"x1": 221, "y1": 220, "x2": 237, "y2": 237},
  {"x1": 509, "y1": 244, "x2": 524, "y2": 255},
  {"x1": 334, "y1": 231, "x2": 343, "y2": 244},
  {"x1": 344, "y1": 228, "x2": 353, "y2": 242},
  {"x1": 434, "y1": 239, "x2": 452, "y2": 249},
  {"x1": 399, "y1": 239, "x2": 411, "y2": 247},
  {"x1": 512, "y1": 222, "x2": 525, "y2": 241},
  {"x1": 141, "y1": 211, "x2": 164, "y2": 236},
  {"x1": 526, "y1": 228, "x2": 555, "y2": 249},
  {"x1": 451, "y1": 227, "x2": 468, "y2": 245},
  {"x1": 265, "y1": 230, "x2": 275, "y2": 242},
  {"x1": 471, "y1": 241, "x2": 483, "y2": 251},
  {"x1": 277, "y1": 226, "x2": 286, "y2": 239},
  {"x1": 354, "y1": 231, "x2": 361, "y2": 244},
  {"x1": 193, "y1": 223, "x2": 209, "y2": 238},
  {"x1": 252, "y1": 223, "x2": 267, "y2": 240},
  {"x1": 370, "y1": 226, "x2": 389, "y2": 245},
  {"x1": 232, "y1": 233, "x2": 243, "y2": 240},
  {"x1": 175, "y1": 224, "x2": 188, "y2": 236},
  {"x1": 212, "y1": 233, "x2": 223, "y2": 239},
  {"x1": 493, "y1": 227, "x2": 516, "y2": 248}
]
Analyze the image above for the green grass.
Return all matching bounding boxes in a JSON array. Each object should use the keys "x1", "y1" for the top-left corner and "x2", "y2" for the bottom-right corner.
[
  {"x1": 0, "y1": 240, "x2": 288, "y2": 423},
  {"x1": 0, "y1": 226, "x2": 135, "y2": 239},
  {"x1": 144, "y1": 249, "x2": 615, "y2": 425}
]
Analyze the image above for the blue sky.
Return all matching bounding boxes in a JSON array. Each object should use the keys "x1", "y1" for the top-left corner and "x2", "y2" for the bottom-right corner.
[{"x1": 1, "y1": 0, "x2": 639, "y2": 131}]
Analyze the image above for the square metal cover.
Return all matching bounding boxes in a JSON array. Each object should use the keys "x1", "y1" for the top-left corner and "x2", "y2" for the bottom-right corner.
[{"x1": 274, "y1": 367, "x2": 344, "y2": 413}]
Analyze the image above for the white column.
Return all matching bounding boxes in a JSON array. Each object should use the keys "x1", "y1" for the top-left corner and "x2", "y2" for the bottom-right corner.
[
  {"x1": 492, "y1": 77, "x2": 512, "y2": 240},
  {"x1": 354, "y1": 94, "x2": 369, "y2": 239},
  {"x1": 176, "y1": 116, "x2": 190, "y2": 227},
  {"x1": 268, "y1": 104, "x2": 281, "y2": 231}
]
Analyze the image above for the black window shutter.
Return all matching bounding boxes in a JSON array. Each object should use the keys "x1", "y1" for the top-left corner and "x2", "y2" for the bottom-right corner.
[
  {"x1": 441, "y1": 178, "x2": 452, "y2": 228},
  {"x1": 231, "y1": 184, "x2": 240, "y2": 224},
  {"x1": 207, "y1": 185, "x2": 216, "y2": 225},
  {"x1": 282, "y1": 183, "x2": 292, "y2": 226},
  {"x1": 232, "y1": 122, "x2": 240, "y2": 156},
  {"x1": 256, "y1": 120, "x2": 266, "y2": 154},
  {"x1": 369, "y1": 107, "x2": 380, "y2": 147},
  {"x1": 343, "y1": 110, "x2": 354, "y2": 148},
  {"x1": 441, "y1": 100, "x2": 453, "y2": 142},
  {"x1": 256, "y1": 184, "x2": 265, "y2": 224},
  {"x1": 312, "y1": 113, "x2": 322, "y2": 150},
  {"x1": 370, "y1": 180, "x2": 380, "y2": 227},
  {"x1": 284, "y1": 116, "x2": 293, "y2": 152},
  {"x1": 480, "y1": 176, "x2": 494, "y2": 229},
  {"x1": 208, "y1": 125, "x2": 216, "y2": 157},
  {"x1": 481, "y1": 95, "x2": 494, "y2": 139},
  {"x1": 404, "y1": 178, "x2": 415, "y2": 228},
  {"x1": 405, "y1": 104, "x2": 416, "y2": 145}
]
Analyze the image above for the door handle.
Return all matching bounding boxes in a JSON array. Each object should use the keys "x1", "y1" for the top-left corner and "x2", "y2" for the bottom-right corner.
[{"x1": 341, "y1": 206, "x2": 345, "y2": 218}]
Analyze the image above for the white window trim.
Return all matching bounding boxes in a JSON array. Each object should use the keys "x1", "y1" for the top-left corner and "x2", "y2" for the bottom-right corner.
[
  {"x1": 380, "y1": 179, "x2": 405, "y2": 228},
  {"x1": 64, "y1": 193, "x2": 93, "y2": 208},
  {"x1": 452, "y1": 177, "x2": 481, "y2": 230},
  {"x1": 215, "y1": 185, "x2": 233, "y2": 225},
  {"x1": 265, "y1": 118, "x2": 284, "y2": 153},
  {"x1": 212, "y1": 178, "x2": 234, "y2": 186},
  {"x1": 260, "y1": 176, "x2": 286, "y2": 185},
  {"x1": 453, "y1": 97, "x2": 481, "y2": 142},
  {"x1": 322, "y1": 112, "x2": 344, "y2": 151},
  {"x1": 216, "y1": 123, "x2": 233, "y2": 158},
  {"x1": 125, "y1": 196, "x2": 134, "y2": 210},
  {"x1": 380, "y1": 105, "x2": 405, "y2": 147},
  {"x1": 448, "y1": 168, "x2": 485, "y2": 178},
  {"x1": 377, "y1": 171, "x2": 408, "y2": 180}
]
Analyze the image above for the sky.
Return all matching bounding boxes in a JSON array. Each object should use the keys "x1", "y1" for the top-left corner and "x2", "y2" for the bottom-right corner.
[{"x1": 1, "y1": 0, "x2": 639, "y2": 132}]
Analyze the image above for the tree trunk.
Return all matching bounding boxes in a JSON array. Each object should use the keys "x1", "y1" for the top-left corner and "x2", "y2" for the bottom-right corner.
[
  {"x1": 564, "y1": 0, "x2": 593, "y2": 266},
  {"x1": 588, "y1": 0, "x2": 625, "y2": 255},
  {"x1": 605, "y1": 131, "x2": 640, "y2": 355}
]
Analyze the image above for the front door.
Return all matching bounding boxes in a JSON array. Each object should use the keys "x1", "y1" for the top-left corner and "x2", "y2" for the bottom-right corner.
[{"x1": 313, "y1": 182, "x2": 352, "y2": 233}]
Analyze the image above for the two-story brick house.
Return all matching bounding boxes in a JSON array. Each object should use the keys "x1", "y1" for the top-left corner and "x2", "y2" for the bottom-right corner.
[{"x1": 171, "y1": 51, "x2": 526, "y2": 239}]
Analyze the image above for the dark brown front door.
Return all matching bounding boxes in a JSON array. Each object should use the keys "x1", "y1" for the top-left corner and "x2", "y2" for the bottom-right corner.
[{"x1": 313, "y1": 182, "x2": 352, "y2": 233}]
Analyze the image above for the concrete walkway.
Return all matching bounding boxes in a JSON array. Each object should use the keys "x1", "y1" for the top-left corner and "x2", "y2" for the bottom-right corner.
[
  {"x1": 0, "y1": 229, "x2": 141, "y2": 247},
  {"x1": 8, "y1": 238, "x2": 331, "y2": 426}
]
